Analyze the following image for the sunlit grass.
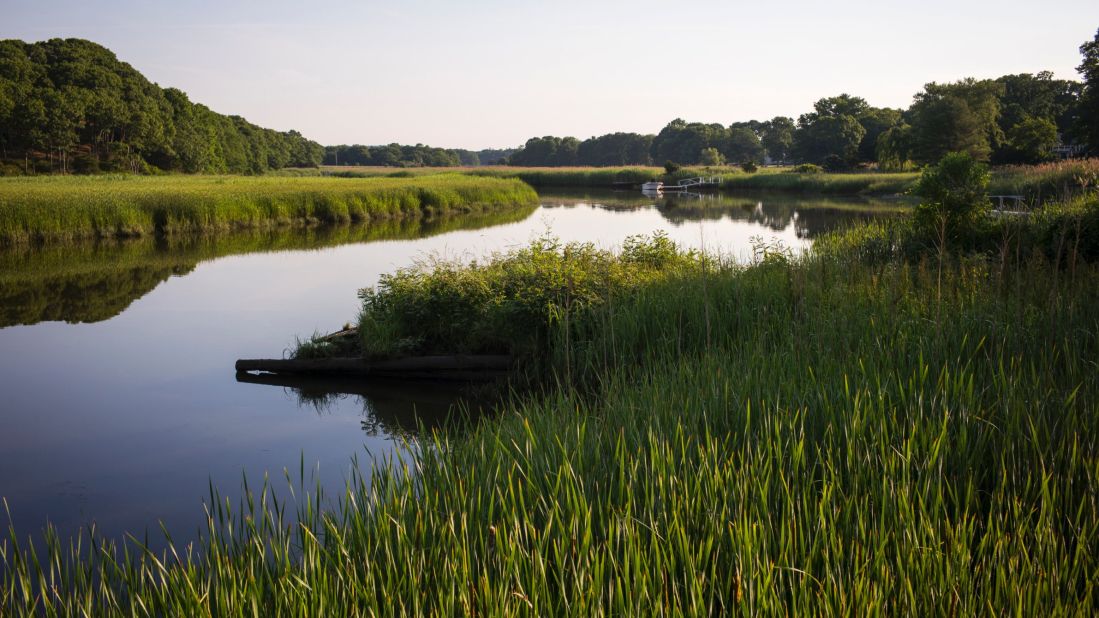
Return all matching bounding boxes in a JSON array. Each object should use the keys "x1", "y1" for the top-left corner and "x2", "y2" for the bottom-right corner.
[
  {"x1": 0, "y1": 174, "x2": 538, "y2": 244},
  {"x1": 2, "y1": 200, "x2": 1097, "y2": 614}
]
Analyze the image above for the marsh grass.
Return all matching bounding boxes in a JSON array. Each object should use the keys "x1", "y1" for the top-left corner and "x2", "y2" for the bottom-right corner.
[
  {"x1": 0, "y1": 174, "x2": 538, "y2": 244},
  {"x1": 3, "y1": 205, "x2": 1098, "y2": 614},
  {"x1": 989, "y1": 159, "x2": 1099, "y2": 203}
]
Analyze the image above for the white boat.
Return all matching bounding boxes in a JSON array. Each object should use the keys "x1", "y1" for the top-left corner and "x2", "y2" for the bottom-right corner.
[{"x1": 641, "y1": 181, "x2": 663, "y2": 192}]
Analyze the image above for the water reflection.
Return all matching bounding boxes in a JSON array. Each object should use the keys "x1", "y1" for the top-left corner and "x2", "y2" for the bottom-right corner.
[
  {"x1": 236, "y1": 372, "x2": 485, "y2": 438},
  {"x1": 0, "y1": 191, "x2": 904, "y2": 328},
  {"x1": 0, "y1": 206, "x2": 536, "y2": 328},
  {"x1": 538, "y1": 188, "x2": 908, "y2": 239}
]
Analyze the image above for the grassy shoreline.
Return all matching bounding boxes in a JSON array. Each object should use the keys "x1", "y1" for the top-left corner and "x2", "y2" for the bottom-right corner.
[
  {"x1": 4, "y1": 195, "x2": 1098, "y2": 614},
  {"x1": 0, "y1": 174, "x2": 538, "y2": 245},
  {"x1": 316, "y1": 159, "x2": 1099, "y2": 200}
]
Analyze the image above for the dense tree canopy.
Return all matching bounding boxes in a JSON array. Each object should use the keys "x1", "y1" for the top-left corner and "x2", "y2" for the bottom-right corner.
[
  {"x1": 1077, "y1": 28, "x2": 1099, "y2": 156},
  {"x1": 0, "y1": 38, "x2": 323, "y2": 174},
  {"x1": 499, "y1": 31, "x2": 1097, "y2": 169},
  {"x1": 909, "y1": 79, "x2": 1005, "y2": 163},
  {"x1": 5, "y1": 34, "x2": 1097, "y2": 175}
]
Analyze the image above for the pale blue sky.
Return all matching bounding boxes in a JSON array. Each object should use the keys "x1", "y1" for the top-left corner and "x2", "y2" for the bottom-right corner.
[{"x1": 4, "y1": 0, "x2": 1096, "y2": 149}]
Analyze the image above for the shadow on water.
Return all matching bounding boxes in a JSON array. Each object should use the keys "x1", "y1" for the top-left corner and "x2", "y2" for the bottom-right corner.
[
  {"x1": 236, "y1": 372, "x2": 492, "y2": 438},
  {"x1": 0, "y1": 205, "x2": 537, "y2": 328}
]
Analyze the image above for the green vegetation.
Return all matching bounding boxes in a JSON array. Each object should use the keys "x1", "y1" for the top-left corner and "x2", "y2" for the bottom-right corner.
[
  {"x1": 721, "y1": 170, "x2": 916, "y2": 194},
  {"x1": 0, "y1": 203, "x2": 536, "y2": 327},
  {"x1": 496, "y1": 31, "x2": 1095, "y2": 170},
  {"x1": 322, "y1": 144, "x2": 518, "y2": 168},
  {"x1": 988, "y1": 158, "x2": 1099, "y2": 202},
  {"x1": 5, "y1": 186, "x2": 1098, "y2": 612},
  {"x1": 0, "y1": 38, "x2": 322, "y2": 175},
  {"x1": 351, "y1": 233, "x2": 696, "y2": 360},
  {"x1": 0, "y1": 174, "x2": 538, "y2": 244}
]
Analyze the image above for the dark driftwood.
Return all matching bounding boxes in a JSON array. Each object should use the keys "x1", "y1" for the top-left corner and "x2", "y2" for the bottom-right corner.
[{"x1": 235, "y1": 355, "x2": 513, "y2": 381}]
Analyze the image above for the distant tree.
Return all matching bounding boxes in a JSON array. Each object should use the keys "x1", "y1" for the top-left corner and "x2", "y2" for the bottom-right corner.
[
  {"x1": 793, "y1": 95, "x2": 869, "y2": 164},
  {"x1": 0, "y1": 38, "x2": 322, "y2": 174},
  {"x1": 1077, "y1": 28, "x2": 1099, "y2": 155},
  {"x1": 794, "y1": 112, "x2": 865, "y2": 164},
  {"x1": 909, "y1": 78, "x2": 1004, "y2": 163},
  {"x1": 856, "y1": 107, "x2": 903, "y2": 163},
  {"x1": 723, "y1": 127, "x2": 764, "y2": 163},
  {"x1": 876, "y1": 122, "x2": 916, "y2": 171},
  {"x1": 760, "y1": 116, "x2": 795, "y2": 162},
  {"x1": 652, "y1": 119, "x2": 728, "y2": 165},
  {"x1": 1000, "y1": 116, "x2": 1058, "y2": 164},
  {"x1": 993, "y1": 72, "x2": 1081, "y2": 162},
  {"x1": 576, "y1": 132, "x2": 653, "y2": 166}
]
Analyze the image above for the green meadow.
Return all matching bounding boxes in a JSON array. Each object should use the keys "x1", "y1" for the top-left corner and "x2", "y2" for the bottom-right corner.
[{"x1": 0, "y1": 174, "x2": 538, "y2": 245}]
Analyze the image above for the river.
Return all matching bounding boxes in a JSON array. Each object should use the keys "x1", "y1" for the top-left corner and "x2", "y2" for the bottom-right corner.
[{"x1": 0, "y1": 189, "x2": 902, "y2": 546}]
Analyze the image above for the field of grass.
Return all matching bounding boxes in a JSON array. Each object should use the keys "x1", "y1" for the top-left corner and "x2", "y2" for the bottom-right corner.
[
  {"x1": 0, "y1": 174, "x2": 538, "y2": 244},
  {"x1": 3, "y1": 193, "x2": 1097, "y2": 614}
]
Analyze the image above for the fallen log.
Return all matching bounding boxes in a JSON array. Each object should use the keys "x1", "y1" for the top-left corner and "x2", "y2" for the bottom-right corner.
[{"x1": 235, "y1": 355, "x2": 513, "y2": 381}]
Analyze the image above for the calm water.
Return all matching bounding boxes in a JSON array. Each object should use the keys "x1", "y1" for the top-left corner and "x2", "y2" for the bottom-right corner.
[{"x1": 0, "y1": 189, "x2": 900, "y2": 546}]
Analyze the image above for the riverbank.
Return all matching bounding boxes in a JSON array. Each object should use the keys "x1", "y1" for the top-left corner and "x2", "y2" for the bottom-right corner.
[
  {"x1": 4, "y1": 194, "x2": 1097, "y2": 614},
  {"x1": 315, "y1": 159, "x2": 1099, "y2": 200},
  {"x1": 0, "y1": 174, "x2": 538, "y2": 245}
]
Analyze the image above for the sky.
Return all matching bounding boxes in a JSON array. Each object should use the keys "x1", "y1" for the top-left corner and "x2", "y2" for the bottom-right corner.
[{"x1": 3, "y1": 0, "x2": 1097, "y2": 149}]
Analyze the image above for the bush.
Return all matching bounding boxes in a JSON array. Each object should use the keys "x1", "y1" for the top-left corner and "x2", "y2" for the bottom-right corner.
[
  {"x1": 664, "y1": 160, "x2": 682, "y2": 174},
  {"x1": 821, "y1": 155, "x2": 850, "y2": 172},
  {"x1": 740, "y1": 161, "x2": 759, "y2": 173},
  {"x1": 354, "y1": 233, "x2": 698, "y2": 358},
  {"x1": 912, "y1": 152, "x2": 990, "y2": 242},
  {"x1": 793, "y1": 163, "x2": 823, "y2": 174}
]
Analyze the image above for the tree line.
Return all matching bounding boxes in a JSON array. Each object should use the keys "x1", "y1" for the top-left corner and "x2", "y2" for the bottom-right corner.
[
  {"x1": 505, "y1": 29, "x2": 1099, "y2": 170},
  {"x1": 322, "y1": 144, "x2": 516, "y2": 168},
  {"x1": 0, "y1": 38, "x2": 324, "y2": 175}
]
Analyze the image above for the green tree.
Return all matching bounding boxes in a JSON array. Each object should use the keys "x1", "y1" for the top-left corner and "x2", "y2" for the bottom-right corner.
[
  {"x1": 993, "y1": 72, "x2": 1081, "y2": 162},
  {"x1": 1077, "y1": 28, "x2": 1099, "y2": 155},
  {"x1": 793, "y1": 95, "x2": 869, "y2": 164},
  {"x1": 723, "y1": 127, "x2": 764, "y2": 163},
  {"x1": 1002, "y1": 116, "x2": 1058, "y2": 164},
  {"x1": 760, "y1": 116, "x2": 795, "y2": 162},
  {"x1": 909, "y1": 78, "x2": 1004, "y2": 163},
  {"x1": 856, "y1": 107, "x2": 902, "y2": 162},
  {"x1": 876, "y1": 122, "x2": 915, "y2": 171},
  {"x1": 652, "y1": 119, "x2": 728, "y2": 165}
]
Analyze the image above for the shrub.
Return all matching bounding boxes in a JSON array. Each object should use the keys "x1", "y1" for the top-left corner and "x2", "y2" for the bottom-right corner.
[
  {"x1": 912, "y1": 152, "x2": 990, "y2": 242},
  {"x1": 821, "y1": 155, "x2": 850, "y2": 172},
  {"x1": 664, "y1": 160, "x2": 682, "y2": 174},
  {"x1": 740, "y1": 161, "x2": 759, "y2": 173},
  {"x1": 793, "y1": 163, "x2": 823, "y2": 174}
]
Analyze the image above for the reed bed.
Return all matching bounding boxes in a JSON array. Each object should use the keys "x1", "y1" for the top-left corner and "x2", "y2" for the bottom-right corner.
[
  {"x1": 0, "y1": 174, "x2": 538, "y2": 245},
  {"x1": 3, "y1": 202, "x2": 1098, "y2": 614},
  {"x1": 989, "y1": 158, "x2": 1099, "y2": 204},
  {"x1": 720, "y1": 171, "x2": 918, "y2": 194}
]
